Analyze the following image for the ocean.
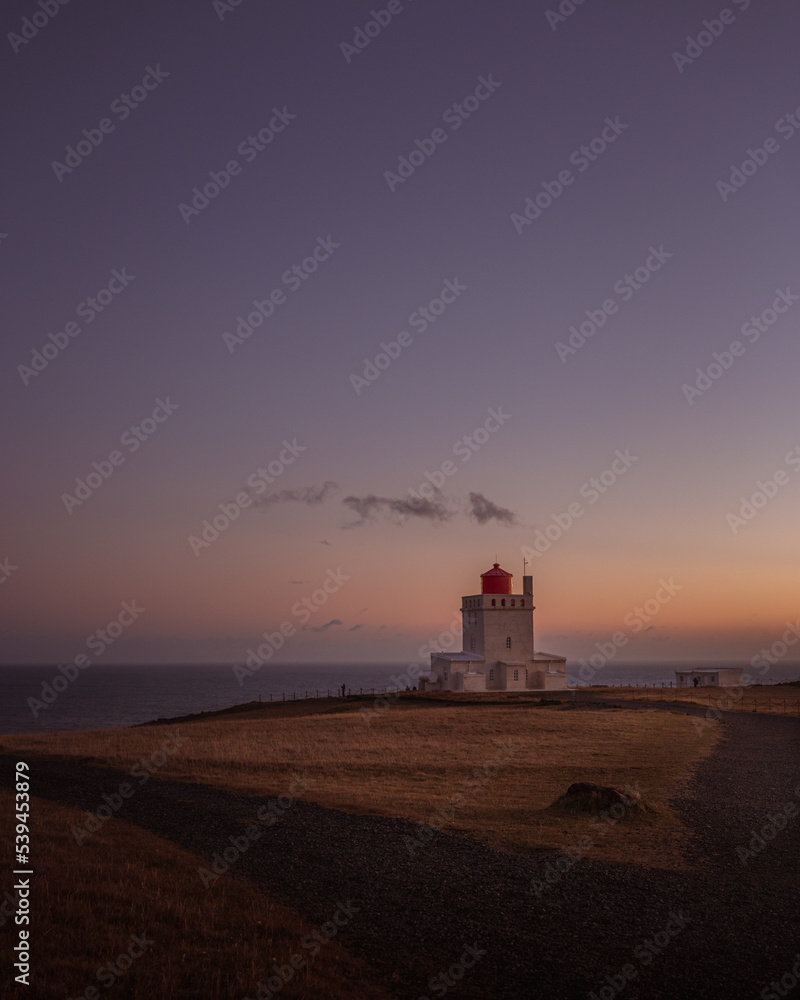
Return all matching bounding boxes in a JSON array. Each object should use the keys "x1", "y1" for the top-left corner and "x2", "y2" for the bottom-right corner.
[{"x1": 1, "y1": 661, "x2": 798, "y2": 734}]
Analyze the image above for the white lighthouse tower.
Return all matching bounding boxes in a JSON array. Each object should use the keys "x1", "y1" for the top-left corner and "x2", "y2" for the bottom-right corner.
[{"x1": 419, "y1": 563, "x2": 568, "y2": 692}]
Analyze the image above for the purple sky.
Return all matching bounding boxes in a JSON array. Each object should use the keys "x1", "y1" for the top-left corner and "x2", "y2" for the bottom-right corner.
[{"x1": 1, "y1": 0, "x2": 798, "y2": 666}]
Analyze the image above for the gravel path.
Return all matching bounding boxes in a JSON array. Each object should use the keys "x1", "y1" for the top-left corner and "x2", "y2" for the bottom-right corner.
[{"x1": 3, "y1": 706, "x2": 799, "y2": 999}]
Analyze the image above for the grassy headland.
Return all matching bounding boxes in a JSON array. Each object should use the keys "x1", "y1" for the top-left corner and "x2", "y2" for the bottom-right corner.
[{"x1": 3, "y1": 697, "x2": 721, "y2": 869}]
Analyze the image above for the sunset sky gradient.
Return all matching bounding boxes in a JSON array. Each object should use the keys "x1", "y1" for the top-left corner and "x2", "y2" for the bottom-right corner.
[{"x1": 1, "y1": 0, "x2": 798, "y2": 666}]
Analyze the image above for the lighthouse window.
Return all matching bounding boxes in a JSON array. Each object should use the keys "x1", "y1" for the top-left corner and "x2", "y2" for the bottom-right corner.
[
  {"x1": 501, "y1": 599, "x2": 505, "y2": 606},
  {"x1": 489, "y1": 669, "x2": 494, "y2": 681},
  {"x1": 511, "y1": 599, "x2": 515, "y2": 607},
  {"x1": 491, "y1": 599, "x2": 496, "y2": 606},
  {"x1": 506, "y1": 636, "x2": 511, "y2": 649},
  {"x1": 470, "y1": 635, "x2": 475, "y2": 651},
  {"x1": 513, "y1": 669, "x2": 519, "y2": 681},
  {"x1": 520, "y1": 600, "x2": 524, "y2": 607}
]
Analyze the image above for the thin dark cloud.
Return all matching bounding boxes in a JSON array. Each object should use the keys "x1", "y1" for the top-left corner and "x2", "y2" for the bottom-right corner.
[
  {"x1": 341, "y1": 492, "x2": 452, "y2": 528},
  {"x1": 468, "y1": 492, "x2": 519, "y2": 526},
  {"x1": 348, "y1": 624, "x2": 363, "y2": 631},
  {"x1": 252, "y1": 481, "x2": 339, "y2": 509},
  {"x1": 320, "y1": 539, "x2": 333, "y2": 546},
  {"x1": 310, "y1": 618, "x2": 343, "y2": 633}
]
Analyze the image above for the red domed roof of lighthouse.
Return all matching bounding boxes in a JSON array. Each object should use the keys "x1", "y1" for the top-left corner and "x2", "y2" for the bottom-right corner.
[{"x1": 481, "y1": 562, "x2": 513, "y2": 594}]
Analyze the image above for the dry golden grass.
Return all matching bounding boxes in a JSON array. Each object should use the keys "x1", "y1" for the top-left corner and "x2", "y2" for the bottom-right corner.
[
  {"x1": 2, "y1": 702, "x2": 721, "y2": 868},
  {"x1": 0, "y1": 789, "x2": 391, "y2": 1000},
  {"x1": 590, "y1": 684, "x2": 800, "y2": 716}
]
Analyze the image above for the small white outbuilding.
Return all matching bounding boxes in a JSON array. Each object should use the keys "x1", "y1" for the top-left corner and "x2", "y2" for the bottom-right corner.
[{"x1": 675, "y1": 667, "x2": 744, "y2": 688}]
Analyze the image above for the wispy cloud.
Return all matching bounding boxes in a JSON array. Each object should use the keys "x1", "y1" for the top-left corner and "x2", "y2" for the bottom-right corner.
[
  {"x1": 468, "y1": 491, "x2": 519, "y2": 526},
  {"x1": 348, "y1": 624, "x2": 363, "y2": 631},
  {"x1": 340, "y1": 489, "x2": 520, "y2": 528},
  {"x1": 311, "y1": 618, "x2": 343, "y2": 633},
  {"x1": 342, "y1": 492, "x2": 453, "y2": 528},
  {"x1": 252, "y1": 481, "x2": 339, "y2": 509}
]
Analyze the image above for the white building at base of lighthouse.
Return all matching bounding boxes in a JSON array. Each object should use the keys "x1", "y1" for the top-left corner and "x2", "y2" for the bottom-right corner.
[{"x1": 419, "y1": 563, "x2": 569, "y2": 693}]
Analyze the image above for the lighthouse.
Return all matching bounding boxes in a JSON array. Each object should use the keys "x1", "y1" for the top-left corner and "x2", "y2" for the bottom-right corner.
[{"x1": 419, "y1": 563, "x2": 568, "y2": 692}]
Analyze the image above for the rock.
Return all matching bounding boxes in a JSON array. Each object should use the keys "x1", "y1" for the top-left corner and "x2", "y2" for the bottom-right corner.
[{"x1": 552, "y1": 782, "x2": 641, "y2": 811}]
